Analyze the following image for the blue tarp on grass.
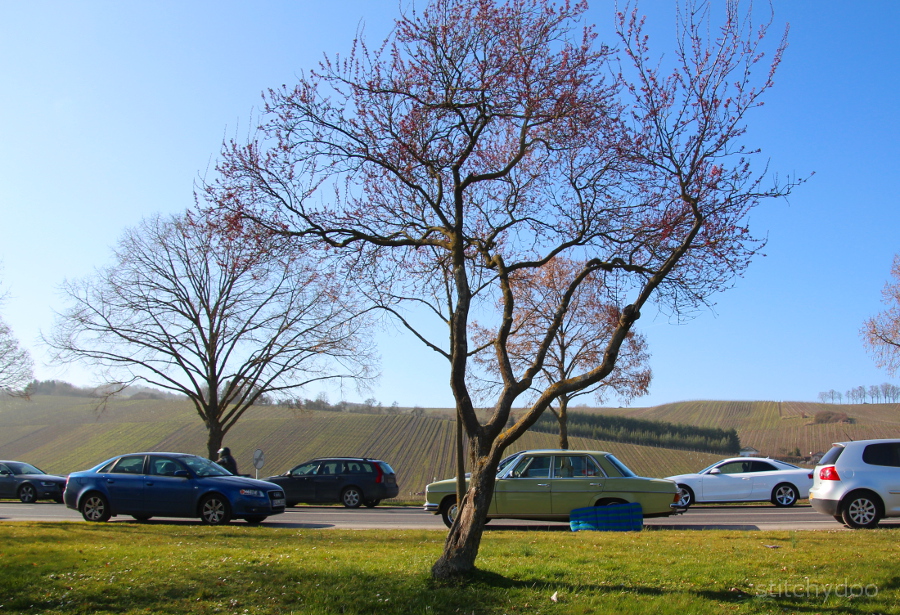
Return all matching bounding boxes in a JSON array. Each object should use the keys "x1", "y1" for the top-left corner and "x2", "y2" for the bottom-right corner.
[{"x1": 569, "y1": 503, "x2": 643, "y2": 532}]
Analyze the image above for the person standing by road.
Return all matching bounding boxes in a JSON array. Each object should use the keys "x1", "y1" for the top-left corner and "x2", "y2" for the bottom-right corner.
[{"x1": 216, "y1": 447, "x2": 238, "y2": 474}]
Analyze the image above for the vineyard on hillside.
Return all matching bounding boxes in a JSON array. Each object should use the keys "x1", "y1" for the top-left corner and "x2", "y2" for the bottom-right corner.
[
  {"x1": 597, "y1": 400, "x2": 900, "y2": 457},
  {"x1": 5, "y1": 395, "x2": 899, "y2": 501},
  {"x1": 0, "y1": 396, "x2": 722, "y2": 500},
  {"x1": 530, "y1": 411, "x2": 740, "y2": 453}
]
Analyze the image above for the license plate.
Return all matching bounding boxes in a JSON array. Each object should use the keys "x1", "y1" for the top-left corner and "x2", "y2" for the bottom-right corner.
[{"x1": 273, "y1": 498, "x2": 285, "y2": 507}]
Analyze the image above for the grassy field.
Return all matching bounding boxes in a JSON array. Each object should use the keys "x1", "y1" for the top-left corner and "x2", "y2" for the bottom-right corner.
[{"x1": 0, "y1": 522, "x2": 898, "y2": 614}]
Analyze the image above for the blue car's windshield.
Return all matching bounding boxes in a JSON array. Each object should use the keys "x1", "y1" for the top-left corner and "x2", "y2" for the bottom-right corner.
[{"x1": 183, "y1": 456, "x2": 232, "y2": 477}]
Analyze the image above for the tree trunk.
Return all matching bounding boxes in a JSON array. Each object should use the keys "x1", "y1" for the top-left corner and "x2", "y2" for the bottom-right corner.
[
  {"x1": 206, "y1": 419, "x2": 225, "y2": 460},
  {"x1": 431, "y1": 458, "x2": 497, "y2": 580},
  {"x1": 557, "y1": 396, "x2": 569, "y2": 450}
]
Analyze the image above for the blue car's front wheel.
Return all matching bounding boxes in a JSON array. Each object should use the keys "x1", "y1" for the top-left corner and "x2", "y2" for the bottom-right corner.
[{"x1": 199, "y1": 494, "x2": 232, "y2": 525}]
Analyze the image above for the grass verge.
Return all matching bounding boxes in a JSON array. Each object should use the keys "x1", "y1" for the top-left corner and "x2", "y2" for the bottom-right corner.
[{"x1": 0, "y1": 522, "x2": 898, "y2": 614}]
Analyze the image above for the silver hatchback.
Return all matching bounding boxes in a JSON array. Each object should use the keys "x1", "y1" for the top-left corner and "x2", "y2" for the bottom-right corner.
[{"x1": 809, "y1": 439, "x2": 900, "y2": 528}]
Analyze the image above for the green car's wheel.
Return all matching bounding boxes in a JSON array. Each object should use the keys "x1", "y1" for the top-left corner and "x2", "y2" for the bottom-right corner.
[{"x1": 440, "y1": 496, "x2": 458, "y2": 529}]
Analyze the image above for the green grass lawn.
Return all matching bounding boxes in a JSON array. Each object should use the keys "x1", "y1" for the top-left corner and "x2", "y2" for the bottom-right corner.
[{"x1": 1, "y1": 522, "x2": 898, "y2": 614}]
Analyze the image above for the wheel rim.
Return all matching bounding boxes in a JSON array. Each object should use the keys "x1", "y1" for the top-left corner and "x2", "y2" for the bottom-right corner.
[
  {"x1": 848, "y1": 498, "x2": 877, "y2": 525},
  {"x1": 343, "y1": 489, "x2": 361, "y2": 507},
  {"x1": 84, "y1": 496, "x2": 106, "y2": 521},
  {"x1": 20, "y1": 485, "x2": 36, "y2": 503},
  {"x1": 676, "y1": 487, "x2": 691, "y2": 507},
  {"x1": 202, "y1": 498, "x2": 226, "y2": 524},
  {"x1": 447, "y1": 502, "x2": 458, "y2": 524},
  {"x1": 775, "y1": 486, "x2": 796, "y2": 505}
]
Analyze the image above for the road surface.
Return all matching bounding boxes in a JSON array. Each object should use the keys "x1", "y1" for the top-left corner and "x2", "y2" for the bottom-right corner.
[{"x1": 3, "y1": 501, "x2": 899, "y2": 531}]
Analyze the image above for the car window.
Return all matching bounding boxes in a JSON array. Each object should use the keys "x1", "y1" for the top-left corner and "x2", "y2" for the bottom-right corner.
[
  {"x1": 512, "y1": 455, "x2": 552, "y2": 478},
  {"x1": 318, "y1": 461, "x2": 345, "y2": 475},
  {"x1": 110, "y1": 456, "x2": 146, "y2": 474},
  {"x1": 715, "y1": 461, "x2": 750, "y2": 475},
  {"x1": 0, "y1": 463, "x2": 10, "y2": 474},
  {"x1": 291, "y1": 462, "x2": 320, "y2": 476},
  {"x1": 819, "y1": 445, "x2": 845, "y2": 466},
  {"x1": 377, "y1": 461, "x2": 395, "y2": 475},
  {"x1": 149, "y1": 456, "x2": 187, "y2": 476},
  {"x1": 5, "y1": 462, "x2": 43, "y2": 475},
  {"x1": 553, "y1": 455, "x2": 600, "y2": 478},
  {"x1": 182, "y1": 455, "x2": 231, "y2": 477},
  {"x1": 605, "y1": 454, "x2": 637, "y2": 478},
  {"x1": 750, "y1": 461, "x2": 778, "y2": 472},
  {"x1": 862, "y1": 443, "x2": 900, "y2": 467}
]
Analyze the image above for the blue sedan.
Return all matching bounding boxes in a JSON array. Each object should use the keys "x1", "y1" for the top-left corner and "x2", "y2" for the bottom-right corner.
[{"x1": 63, "y1": 452, "x2": 286, "y2": 524}]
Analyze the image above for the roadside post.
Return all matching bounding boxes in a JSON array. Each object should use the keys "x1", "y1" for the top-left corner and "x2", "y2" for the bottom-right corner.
[{"x1": 252, "y1": 449, "x2": 265, "y2": 480}]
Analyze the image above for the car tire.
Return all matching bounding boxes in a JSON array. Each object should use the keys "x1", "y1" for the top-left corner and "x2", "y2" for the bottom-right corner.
[
  {"x1": 18, "y1": 484, "x2": 37, "y2": 503},
  {"x1": 675, "y1": 484, "x2": 694, "y2": 509},
  {"x1": 244, "y1": 515, "x2": 267, "y2": 524},
  {"x1": 341, "y1": 487, "x2": 362, "y2": 508},
  {"x1": 440, "y1": 496, "x2": 458, "y2": 529},
  {"x1": 771, "y1": 483, "x2": 799, "y2": 507},
  {"x1": 80, "y1": 492, "x2": 112, "y2": 522},
  {"x1": 132, "y1": 514, "x2": 153, "y2": 522},
  {"x1": 841, "y1": 492, "x2": 882, "y2": 529},
  {"x1": 364, "y1": 499, "x2": 381, "y2": 508},
  {"x1": 199, "y1": 494, "x2": 232, "y2": 525}
]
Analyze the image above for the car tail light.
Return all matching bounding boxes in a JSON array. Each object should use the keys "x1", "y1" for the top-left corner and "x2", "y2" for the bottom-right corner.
[
  {"x1": 374, "y1": 463, "x2": 384, "y2": 484},
  {"x1": 819, "y1": 466, "x2": 841, "y2": 481}
]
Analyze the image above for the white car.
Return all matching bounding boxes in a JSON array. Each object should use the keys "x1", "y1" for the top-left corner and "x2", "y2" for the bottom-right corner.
[
  {"x1": 666, "y1": 457, "x2": 813, "y2": 508},
  {"x1": 809, "y1": 439, "x2": 900, "y2": 528}
]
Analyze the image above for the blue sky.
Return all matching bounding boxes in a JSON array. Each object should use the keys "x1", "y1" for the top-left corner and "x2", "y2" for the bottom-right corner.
[{"x1": 1, "y1": 1, "x2": 898, "y2": 408}]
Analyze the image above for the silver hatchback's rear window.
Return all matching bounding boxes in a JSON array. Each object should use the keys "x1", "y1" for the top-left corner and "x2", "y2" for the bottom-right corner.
[{"x1": 819, "y1": 445, "x2": 844, "y2": 466}]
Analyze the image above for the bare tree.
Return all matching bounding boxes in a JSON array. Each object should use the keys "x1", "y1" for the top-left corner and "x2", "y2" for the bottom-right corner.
[
  {"x1": 0, "y1": 318, "x2": 34, "y2": 396},
  {"x1": 47, "y1": 212, "x2": 376, "y2": 458},
  {"x1": 473, "y1": 257, "x2": 651, "y2": 449},
  {"x1": 862, "y1": 255, "x2": 900, "y2": 376},
  {"x1": 209, "y1": 0, "x2": 797, "y2": 578},
  {"x1": 0, "y1": 274, "x2": 34, "y2": 396}
]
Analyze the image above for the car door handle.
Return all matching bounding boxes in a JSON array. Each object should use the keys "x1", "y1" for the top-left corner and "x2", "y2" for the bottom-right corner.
[
  {"x1": 537, "y1": 483, "x2": 550, "y2": 487},
  {"x1": 145, "y1": 481, "x2": 154, "y2": 486},
  {"x1": 589, "y1": 483, "x2": 602, "y2": 487},
  {"x1": 106, "y1": 479, "x2": 115, "y2": 484}
]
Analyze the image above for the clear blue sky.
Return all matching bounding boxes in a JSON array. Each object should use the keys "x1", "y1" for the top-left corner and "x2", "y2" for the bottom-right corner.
[{"x1": 1, "y1": 1, "x2": 898, "y2": 408}]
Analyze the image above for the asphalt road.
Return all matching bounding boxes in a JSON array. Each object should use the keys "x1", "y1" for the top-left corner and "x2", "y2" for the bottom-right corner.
[{"x1": 3, "y1": 501, "x2": 900, "y2": 531}]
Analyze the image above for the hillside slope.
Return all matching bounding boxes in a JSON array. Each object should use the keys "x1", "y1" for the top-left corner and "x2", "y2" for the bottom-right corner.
[
  {"x1": 596, "y1": 400, "x2": 900, "y2": 456},
  {"x1": 0, "y1": 396, "x2": 722, "y2": 499}
]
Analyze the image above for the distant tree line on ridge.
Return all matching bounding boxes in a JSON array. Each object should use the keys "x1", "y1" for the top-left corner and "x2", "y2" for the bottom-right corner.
[
  {"x1": 818, "y1": 383, "x2": 900, "y2": 404},
  {"x1": 529, "y1": 411, "x2": 741, "y2": 454}
]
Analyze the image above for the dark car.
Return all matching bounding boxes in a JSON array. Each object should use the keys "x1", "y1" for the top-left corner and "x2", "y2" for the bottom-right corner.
[
  {"x1": 0, "y1": 460, "x2": 66, "y2": 503},
  {"x1": 266, "y1": 457, "x2": 399, "y2": 508},
  {"x1": 63, "y1": 452, "x2": 286, "y2": 524}
]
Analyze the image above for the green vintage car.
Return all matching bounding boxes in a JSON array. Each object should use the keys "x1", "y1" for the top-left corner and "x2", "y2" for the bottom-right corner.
[{"x1": 424, "y1": 449, "x2": 680, "y2": 527}]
